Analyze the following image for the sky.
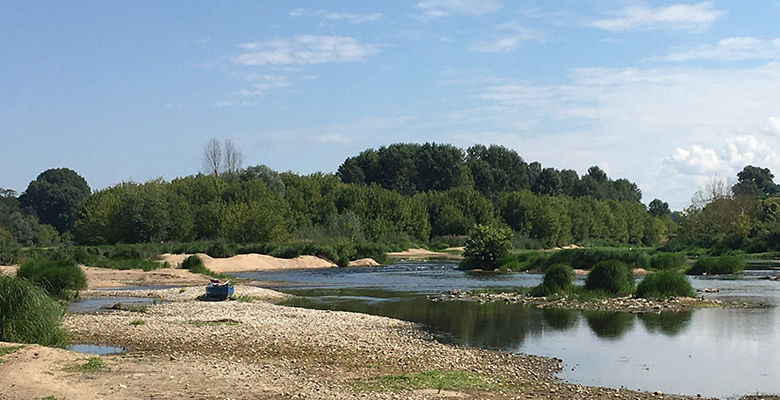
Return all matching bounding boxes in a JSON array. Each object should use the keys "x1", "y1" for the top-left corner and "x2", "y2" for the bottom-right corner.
[{"x1": 2, "y1": 1, "x2": 780, "y2": 210}]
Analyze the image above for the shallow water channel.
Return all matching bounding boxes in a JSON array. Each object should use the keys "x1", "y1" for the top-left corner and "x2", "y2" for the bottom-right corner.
[{"x1": 233, "y1": 262, "x2": 780, "y2": 398}]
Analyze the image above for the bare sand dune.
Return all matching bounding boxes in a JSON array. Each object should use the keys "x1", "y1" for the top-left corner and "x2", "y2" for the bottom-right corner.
[{"x1": 161, "y1": 253, "x2": 337, "y2": 273}]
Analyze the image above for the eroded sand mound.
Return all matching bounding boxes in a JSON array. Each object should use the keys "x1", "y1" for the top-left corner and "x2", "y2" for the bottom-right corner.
[{"x1": 160, "y1": 253, "x2": 337, "y2": 273}]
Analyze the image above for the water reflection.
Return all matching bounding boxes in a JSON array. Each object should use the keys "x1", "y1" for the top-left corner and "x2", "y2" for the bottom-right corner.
[
  {"x1": 638, "y1": 311, "x2": 693, "y2": 336},
  {"x1": 283, "y1": 289, "x2": 693, "y2": 347},
  {"x1": 581, "y1": 311, "x2": 636, "y2": 340}
]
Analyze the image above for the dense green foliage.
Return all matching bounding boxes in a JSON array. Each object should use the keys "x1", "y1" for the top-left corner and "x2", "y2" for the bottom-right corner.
[
  {"x1": 686, "y1": 255, "x2": 745, "y2": 275},
  {"x1": 0, "y1": 275, "x2": 69, "y2": 347},
  {"x1": 649, "y1": 252, "x2": 687, "y2": 270},
  {"x1": 460, "y1": 225, "x2": 513, "y2": 270},
  {"x1": 635, "y1": 270, "x2": 695, "y2": 299},
  {"x1": 533, "y1": 263, "x2": 575, "y2": 296},
  {"x1": 19, "y1": 168, "x2": 91, "y2": 234},
  {"x1": 584, "y1": 260, "x2": 635, "y2": 295},
  {"x1": 17, "y1": 257, "x2": 87, "y2": 298}
]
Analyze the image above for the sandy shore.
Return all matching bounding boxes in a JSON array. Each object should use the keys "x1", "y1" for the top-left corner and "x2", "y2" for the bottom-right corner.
[{"x1": 0, "y1": 256, "x2": 728, "y2": 399}]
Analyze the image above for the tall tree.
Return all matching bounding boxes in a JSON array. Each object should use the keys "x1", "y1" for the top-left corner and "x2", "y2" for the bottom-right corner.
[
  {"x1": 223, "y1": 139, "x2": 244, "y2": 176},
  {"x1": 202, "y1": 138, "x2": 223, "y2": 176},
  {"x1": 732, "y1": 165, "x2": 780, "y2": 198},
  {"x1": 18, "y1": 168, "x2": 90, "y2": 234}
]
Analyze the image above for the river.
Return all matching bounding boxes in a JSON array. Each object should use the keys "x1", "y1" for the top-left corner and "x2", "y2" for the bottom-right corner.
[{"x1": 232, "y1": 262, "x2": 780, "y2": 398}]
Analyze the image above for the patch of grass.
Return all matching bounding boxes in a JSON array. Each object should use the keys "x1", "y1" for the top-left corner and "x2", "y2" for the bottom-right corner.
[
  {"x1": 636, "y1": 270, "x2": 695, "y2": 299},
  {"x1": 687, "y1": 255, "x2": 745, "y2": 275},
  {"x1": 17, "y1": 257, "x2": 87, "y2": 299},
  {"x1": 130, "y1": 319, "x2": 145, "y2": 326},
  {"x1": 650, "y1": 252, "x2": 688, "y2": 270},
  {"x1": 186, "y1": 319, "x2": 239, "y2": 327},
  {"x1": 0, "y1": 345, "x2": 24, "y2": 364},
  {"x1": 584, "y1": 260, "x2": 635, "y2": 295},
  {"x1": 66, "y1": 357, "x2": 105, "y2": 372},
  {"x1": 35, "y1": 396, "x2": 59, "y2": 400},
  {"x1": 531, "y1": 263, "x2": 575, "y2": 297},
  {"x1": 0, "y1": 276, "x2": 69, "y2": 347},
  {"x1": 350, "y1": 370, "x2": 508, "y2": 393},
  {"x1": 180, "y1": 255, "x2": 229, "y2": 279}
]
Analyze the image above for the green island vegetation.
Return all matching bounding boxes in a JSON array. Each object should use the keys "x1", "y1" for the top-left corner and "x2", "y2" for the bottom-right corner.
[{"x1": 1, "y1": 141, "x2": 778, "y2": 346}]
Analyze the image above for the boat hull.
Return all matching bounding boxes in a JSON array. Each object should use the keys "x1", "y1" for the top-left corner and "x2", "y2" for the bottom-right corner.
[{"x1": 205, "y1": 284, "x2": 234, "y2": 300}]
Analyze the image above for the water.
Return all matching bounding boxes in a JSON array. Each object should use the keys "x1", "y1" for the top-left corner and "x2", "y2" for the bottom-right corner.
[
  {"x1": 236, "y1": 263, "x2": 780, "y2": 398},
  {"x1": 67, "y1": 296, "x2": 158, "y2": 313},
  {"x1": 67, "y1": 344, "x2": 125, "y2": 355}
]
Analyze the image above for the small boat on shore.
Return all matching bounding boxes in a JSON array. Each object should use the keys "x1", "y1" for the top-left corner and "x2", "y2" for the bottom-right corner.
[{"x1": 205, "y1": 279, "x2": 234, "y2": 300}]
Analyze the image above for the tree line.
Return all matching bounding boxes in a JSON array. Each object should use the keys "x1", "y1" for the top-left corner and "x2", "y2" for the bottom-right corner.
[{"x1": 0, "y1": 142, "x2": 676, "y2": 252}]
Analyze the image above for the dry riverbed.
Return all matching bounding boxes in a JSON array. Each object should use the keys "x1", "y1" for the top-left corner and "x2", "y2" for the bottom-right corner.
[{"x1": 1, "y1": 284, "x2": 735, "y2": 400}]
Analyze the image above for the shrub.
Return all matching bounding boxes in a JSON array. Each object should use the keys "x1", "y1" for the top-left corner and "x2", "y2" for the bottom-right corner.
[
  {"x1": 635, "y1": 270, "x2": 695, "y2": 299},
  {"x1": 17, "y1": 258, "x2": 87, "y2": 298},
  {"x1": 0, "y1": 276, "x2": 69, "y2": 347},
  {"x1": 181, "y1": 255, "x2": 206, "y2": 272},
  {"x1": 459, "y1": 225, "x2": 513, "y2": 271},
  {"x1": 206, "y1": 240, "x2": 236, "y2": 258},
  {"x1": 687, "y1": 255, "x2": 744, "y2": 275},
  {"x1": 650, "y1": 252, "x2": 687, "y2": 270},
  {"x1": 584, "y1": 260, "x2": 634, "y2": 295},
  {"x1": 533, "y1": 263, "x2": 575, "y2": 296}
]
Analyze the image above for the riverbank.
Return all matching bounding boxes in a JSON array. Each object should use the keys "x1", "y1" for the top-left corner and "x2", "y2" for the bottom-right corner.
[
  {"x1": 438, "y1": 289, "x2": 763, "y2": 313},
  {"x1": 2, "y1": 284, "x2": 727, "y2": 400}
]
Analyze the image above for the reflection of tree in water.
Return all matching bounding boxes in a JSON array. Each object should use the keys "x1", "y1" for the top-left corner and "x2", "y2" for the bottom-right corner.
[
  {"x1": 638, "y1": 311, "x2": 693, "y2": 336},
  {"x1": 541, "y1": 307, "x2": 577, "y2": 330},
  {"x1": 582, "y1": 311, "x2": 635, "y2": 340}
]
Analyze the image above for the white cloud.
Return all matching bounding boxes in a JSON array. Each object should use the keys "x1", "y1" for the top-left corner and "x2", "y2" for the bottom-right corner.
[
  {"x1": 591, "y1": 2, "x2": 725, "y2": 33},
  {"x1": 668, "y1": 135, "x2": 780, "y2": 178},
  {"x1": 661, "y1": 37, "x2": 780, "y2": 62},
  {"x1": 289, "y1": 8, "x2": 383, "y2": 24},
  {"x1": 235, "y1": 36, "x2": 379, "y2": 65},
  {"x1": 413, "y1": 0, "x2": 502, "y2": 21},
  {"x1": 467, "y1": 63, "x2": 780, "y2": 206},
  {"x1": 469, "y1": 21, "x2": 545, "y2": 53},
  {"x1": 236, "y1": 74, "x2": 291, "y2": 96}
]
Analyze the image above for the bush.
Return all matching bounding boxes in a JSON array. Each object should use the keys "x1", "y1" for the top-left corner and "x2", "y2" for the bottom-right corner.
[
  {"x1": 206, "y1": 240, "x2": 236, "y2": 258},
  {"x1": 650, "y1": 252, "x2": 687, "y2": 270},
  {"x1": 459, "y1": 225, "x2": 513, "y2": 271},
  {"x1": 0, "y1": 276, "x2": 69, "y2": 347},
  {"x1": 584, "y1": 260, "x2": 634, "y2": 295},
  {"x1": 687, "y1": 255, "x2": 744, "y2": 275},
  {"x1": 17, "y1": 258, "x2": 87, "y2": 298},
  {"x1": 532, "y1": 263, "x2": 575, "y2": 296},
  {"x1": 635, "y1": 270, "x2": 695, "y2": 299}
]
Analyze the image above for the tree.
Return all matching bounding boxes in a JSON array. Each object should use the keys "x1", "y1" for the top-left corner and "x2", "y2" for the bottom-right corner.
[
  {"x1": 460, "y1": 225, "x2": 513, "y2": 270},
  {"x1": 732, "y1": 165, "x2": 780, "y2": 198},
  {"x1": 240, "y1": 165, "x2": 285, "y2": 197},
  {"x1": 202, "y1": 138, "x2": 223, "y2": 176},
  {"x1": 18, "y1": 168, "x2": 90, "y2": 234},
  {"x1": 648, "y1": 199, "x2": 671, "y2": 218},
  {"x1": 223, "y1": 139, "x2": 244, "y2": 176}
]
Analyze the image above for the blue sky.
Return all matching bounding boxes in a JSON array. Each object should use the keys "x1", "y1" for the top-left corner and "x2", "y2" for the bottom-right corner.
[{"x1": 3, "y1": 1, "x2": 780, "y2": 209}]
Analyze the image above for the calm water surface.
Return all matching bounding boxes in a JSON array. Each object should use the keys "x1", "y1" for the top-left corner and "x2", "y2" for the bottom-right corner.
[{"x1": 234, "y1": 263, "x2": 780, "y2": 398}]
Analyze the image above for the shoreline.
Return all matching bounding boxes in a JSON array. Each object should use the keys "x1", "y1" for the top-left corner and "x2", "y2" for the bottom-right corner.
[{"x1": 2, "y1": 284, "x2": 721, "y2": 399}]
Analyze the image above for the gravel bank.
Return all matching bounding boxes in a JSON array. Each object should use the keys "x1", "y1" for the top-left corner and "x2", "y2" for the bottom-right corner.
[{"x1": 60, "y1": 286, "x2": 719, "y2": 399}]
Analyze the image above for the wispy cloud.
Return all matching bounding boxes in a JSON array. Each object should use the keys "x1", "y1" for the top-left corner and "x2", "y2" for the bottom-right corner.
[
  {"x1": 289, "y1": 8, "x2": 383, "y2": 24},
  {"x1": 235, "y1": 35, "x2": 379, "y2": 65},
  {"x1": 661, "y1": 37, "x2": 780, "y2": 62},
  {"x1": 469, "y1": 21, "x2": 545, "y2": 53},
  {"x1": 236, "y1": 74, "x2": 291, "y2": 96},
  {"x1": 591, "y1": 2, "x2": 725, "y2": 33},
  {"x1": 413, "y1": 0, "x2": 502, "y2": 21}
]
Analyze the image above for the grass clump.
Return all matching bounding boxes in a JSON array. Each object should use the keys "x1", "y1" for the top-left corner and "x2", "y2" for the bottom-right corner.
[
  {"x1": 0, "y1": 345, "x2": 24, "y2": 364},
  {"x1": 350, "y1": 370, "x2": 504, "y2": 393},
  {"x1": 531, "y1": 263, "x2": 575, "y2": 297},
  {"x1": 687, "y1": 255, "x2": 745, "y2": 275},
  {"x1": 0, "y1": 276, "x2": 69, "y2": 347},
  {"x1": 17, "y1": 257, "x2": 87, "y2": 299},
  {"x1": 130, "y1": 319, "x2": 145, "y2": 326},
  {"x1": 186, "y1": 319, "x2": 239, "y2": 327},
  {"x1": 584, "y1": 260, "x2": 634, "y2": 295},
  {"x1": 636, "y1": 270, "x2": 695, "y2": 299},
  {"x1": 66, "y1": 357, "x2": 105, "y2": 372},
  {"x1": 650, "y1": 252, "x2": 687, "y2": 270},
  {"x1": 180, "y1": 255, "x2": 227, "y2": 279}
]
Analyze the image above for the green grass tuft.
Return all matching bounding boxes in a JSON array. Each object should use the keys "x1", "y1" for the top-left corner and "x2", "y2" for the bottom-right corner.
[
  {"x1": 350, "y1": 370, "x2": 506, "y2": 393},
  {"x1": 636, "y1": 270, "x2": 695, "y2": 299},
  {"x1": 0, "y1": 276, "x2": 69, "y2": 347}
]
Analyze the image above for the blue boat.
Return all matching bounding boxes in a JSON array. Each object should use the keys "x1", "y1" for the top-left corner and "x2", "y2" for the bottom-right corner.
[{"x1": 205, "y1": 279, "x2": 234, "y2": 300}]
